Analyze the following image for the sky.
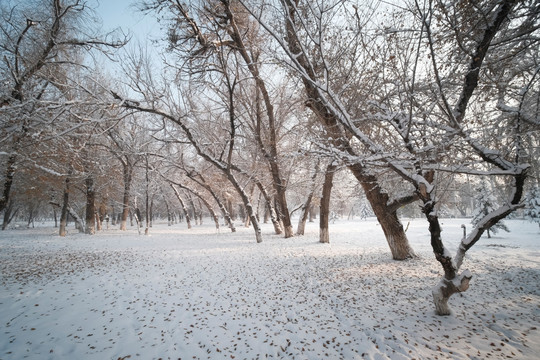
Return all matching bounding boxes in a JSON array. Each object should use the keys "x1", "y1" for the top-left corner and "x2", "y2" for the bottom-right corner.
[
  {"x1": 92, "y1": 0, "x2": 161, "y2": 42},
  {"x1": 89, "y1": 0, "x2": 165, "y2": 78}
]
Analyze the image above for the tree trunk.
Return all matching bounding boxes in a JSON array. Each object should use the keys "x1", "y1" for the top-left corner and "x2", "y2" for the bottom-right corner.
[
  {"x1": 189, "y1": 174, "x2": 236, "y2": 232},
  {"x1": 275, "y1": 182, "x2": 293, "y2": 237},
  {"x1": 348, "y1": 164, "x2": 416, "y2": 260},
  {"x1": 187, "y1": 194, "x2": 198, "y2": 225},
  {"x1": 432, "y1": 271, "x2": 472, "y2": 315},
  {"x1": 120, "y1": 165, "x2": 132, "y2": 231},
  {"x1": 67, "y1": 205, "x2": 84, "y2": 232},
  {"x1": 96, "y1": 210, "x2": 102, "y2": 231},
  {"x1": 85, "y1": 176, "x2": 96, "y2": 235},
  {"x1": 256, "y1": 182, "x2": 283, "y2": 235},
  {"x1": 2, "y1": 200, "x2": 18, "y2": 230},
  {"x1": 0, "y1": 153, "x2": 17, "y2": 214},
  {"x1": 309, "y1": 204, "x2": 316, "y2": 222},
  {"x1": 144, "y1": 156, "x2": 150, "y2": 236},
  {"x1": 164, "y1": 199, "x2": 172, "y2": 226},
  {"x1": 297, "y1": 162, "x2": 320, "y2": 235},
  {"x1": 320, "y1": 162, "x2": 336, "y2": 243},
  {"x1": 226, "y1": 173, "x2": 262, "y2": 243},
  {"x1": 111, "y1": 203, "x2": 116, "y2": 226},
  {"x1": 171, "y1": 184, "x2": 192, "y2": 229}
]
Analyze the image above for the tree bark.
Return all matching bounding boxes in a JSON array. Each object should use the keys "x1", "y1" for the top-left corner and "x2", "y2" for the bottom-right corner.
[
  {"x1": 297, "y1": 161, "x2": 320, "y2": 235},
  {"x1": 171, "y1": 184, "x2": 192, "y2": 229},
  {"x1": 85, "y1": 176, "x2": 96, "y2": 235},
  {"x1": 320, "y1": 162, "x2": 336, "y2": 243},
  {"x1": 347, "y1": 164, "x2": 416, "y2": 259},
  {"x1": 120, "y1": 164, "x2": 132, "y2": 231},
  {"x1": 255, "y1": 182, "x2": 283, "y2": 235},
  {"x1": 171, "y1": 181, "x2": 220, "y2": 230},
  {"x1": 2, "y1": 200, "x2": 18, "y2": 230},
  {"x1": 0, "y1": 154, "x2": 17, "y2": 214},
  {"x1": 228, "y1": 174, "x2": 262, "y2": 243},
  {"x1": 144, "y1": 155, "x2": 150, "y2": 236}
]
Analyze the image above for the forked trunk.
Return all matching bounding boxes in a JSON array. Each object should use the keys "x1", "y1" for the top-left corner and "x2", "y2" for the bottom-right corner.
[{"x1": 432, "y1": 271, "x2": 472, "y2": 315}]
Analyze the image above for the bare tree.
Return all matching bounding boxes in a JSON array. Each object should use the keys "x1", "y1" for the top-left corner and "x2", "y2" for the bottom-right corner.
[
  {"x1": 239, "y1": 0, "x2": 537, "y2": 314},
  {"x1": 0, "y1": 0, "x2": 126, "y2": 226}
]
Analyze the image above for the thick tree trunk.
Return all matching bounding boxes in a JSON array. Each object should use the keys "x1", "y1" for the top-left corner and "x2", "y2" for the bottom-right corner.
[
  {"x1": 85, "y1": 177, "x2": 96, "y2": 235},
  {"x1": 432, "y1": 271, "x2": 472, "y2": 315},
  {"x1": 320, "y1": 162, "x2": 336, "y2": 243},
  {"x1": 276, "y1": 185, "x2": 294, "y2": 237},
  {"x1": 349, "y1": 164, "x2": 416, "y2": 260}
]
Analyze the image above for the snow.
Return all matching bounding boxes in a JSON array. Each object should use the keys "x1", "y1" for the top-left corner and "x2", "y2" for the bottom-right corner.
[{"x1": 1, "y1": 218, "x2": 539, "y2": 359}]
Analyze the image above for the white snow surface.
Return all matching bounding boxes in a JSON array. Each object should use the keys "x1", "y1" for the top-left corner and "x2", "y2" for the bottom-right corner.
[{"x1": 1, "y1": 218, "x2": 539, "y2": 360}]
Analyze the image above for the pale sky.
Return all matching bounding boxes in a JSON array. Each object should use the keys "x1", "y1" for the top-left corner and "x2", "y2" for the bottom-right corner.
[
  {"x1": 90, "y1": 0, "x2": 165, "y2": 77},
  {"x1": 92, "y1": 0, "x2": 161, "y2": 42}
]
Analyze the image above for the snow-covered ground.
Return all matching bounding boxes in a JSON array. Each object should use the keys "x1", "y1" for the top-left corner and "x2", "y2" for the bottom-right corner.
[{"x1": 0, "y1": 218, "x2": 538, "y2": 359}]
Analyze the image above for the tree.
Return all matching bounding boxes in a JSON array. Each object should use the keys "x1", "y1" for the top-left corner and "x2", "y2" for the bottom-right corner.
[
  {"x1": 240, "y1": 0, "x2": 536, "y2": 314},
  {"x1": 0, "y1": 0, "x2": 126, "y2": 230},
  {"x1": 471, "y1": 179, "x2": 510, "y2": 238},
  {"x1": 296, "y1": 158, "x2": 321, "y2": 235},
  {"x1": 524, "y1": 187, "x2": 540, "y2": 230},
  {"x1": 141, "y1": 0, "x2": 298, "y2": 237},
  {"x1": 238, "y1": 0, "x2": 417, "y2": 259},
  {"x1": 319, "y1": 161, "x2": 337, "y2": 243},
  {"x1": 105, "y1": 117, "x2": 146, "y2": 231}
]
